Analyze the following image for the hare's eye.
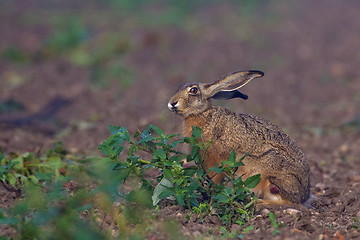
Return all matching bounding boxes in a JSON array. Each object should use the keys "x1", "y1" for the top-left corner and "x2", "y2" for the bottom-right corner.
[{"x1": 189, "y1": 87, "x2": 198, "y2": 94}]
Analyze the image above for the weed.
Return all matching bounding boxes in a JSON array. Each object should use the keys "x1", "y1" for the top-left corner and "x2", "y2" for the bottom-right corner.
[
  {"x1": 268, "y1": 212, "x2": 281, "y2": 235},
  {"x1": 0, "y1": 46, "x2": 30, "y2": 64},
  {"x1": 0, "y1": 124, "x2": 260, "y2": 239},
  {"x1": 0, "y1": 99, "x2": 25, "y2": 113},
  {"x1": 44, "y1": 17, "x2": 88, "y2": 55},
  {"x1": 0, "y1": 142, "x2": 80, "y2": 188},
  {"x1": 99, "y1": 124, "x2": 260, "y2": 227},
  {"x1": 352, "y1": 217, "x2": 359, "y2": 229}
]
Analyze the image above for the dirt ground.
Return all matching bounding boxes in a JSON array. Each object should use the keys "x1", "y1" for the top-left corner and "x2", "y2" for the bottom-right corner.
[{"x1": 1, "y1": 0, "x2": 360, "y2": 239}]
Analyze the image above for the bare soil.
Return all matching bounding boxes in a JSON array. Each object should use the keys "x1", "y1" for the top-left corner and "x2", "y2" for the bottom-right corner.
[{"x1": 1, "y1": 0, "x2": 360, "y2": 239}]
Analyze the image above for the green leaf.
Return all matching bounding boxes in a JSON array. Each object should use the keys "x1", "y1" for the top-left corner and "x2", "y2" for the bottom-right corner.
[
  {"x1": 0, "y1": 217, "x2": 19, "y2": 225},
  {"x1": 109, "y1": 125, "x2": 130, "y2": 141},
  {"x1": 176, "y1": 193, "x2": 185, "y2": 206},
  {"x1": 228, "y1": 150, "x2": 236, "y2": 163},
  {"x1": 191, "y1": 126, "x2": 203, "y2": 138},
  {"x1": 113, "y1": 145, "x2": 124, "y2": 157},
  {"x1": 243, "y1": 225, "x2": 255, "y2": 233},
  {"x1": 149, "y1": 125, "x2": 165, "y2": 138},
  {"x1": 48, "y1": 156, "x2": 63, "y2": 169},
  {"x1": 190, "y1": 146, "x2": 200, "y2": 160},
  {"x1": 244, "y1": 174, "x2": 261, "y2": 188},
  {"x1": 75, "y1": 203, "x2": 93, "y2": 212},
  {"x1": 152, "y1": 178, "x2": 174, "y2": 206},
  {"x1": 8, "y1": 174, "x2": 17, "y2": 186},
  {"x1": 128, "y1": 144, "x2": 139, "y2": 155},
  {"x1": 208, "y1": 166, "x2": 223, "y2": 174},
  {"x1": 12, "y1": 157, "x2": 23, "y2": 170},
  {"x1": 28, "y1": 175, "x2": 39, "y2": 185},
  {"x1": 154, "y1": 148, "x2": 166, "y2": 160},
  {"x1": 165, "y1": 134, "x2": 179, "y2": 140},
  {"x1": 169, "y1": 139, "x2": 183, "y2": 148},
  {"x1": 183, "y1": 137, "x2": 191, "y2": 144},
  {"x1": 0, "y1": 165, "x2": 8, "y2": 175},
  {"x1": 98, "y1": 143, "x2": 113, "y2": 157},
  {"x1": 176, "y1": 178, "x2": 184, "y2": 185},
  {"x1": 212, "y1": 194, "x2": 228, "y2": 203},
  {"x1": 137, "y1": 136, "x2": 158, "y2": 144},
  {"x1": 127, "y1": 155, "x2": 140, "y2": 164},
  {"x1": 268, "y1": 212, "x2": 279, "y2": 228},
  {"x1": 239, "y1": 152, "x2": 249, "y2": 161},
  {"x1": 134, "y1": 131, "x2": 141, "y2": 138},
  {"x1": 224, "y1": 187, "x2": 233, "y2": 195},
  {"x1": 35, "y1": 172, "x2": 53, "y2": 182},
  {"x1": 184, "y1": 168, "x2": 197, "y2": 177},
  {"x1": 162, "y1": 169, "x2": 173, "y2": 181},
  {"x1": 145, "y1": 141, "x2": 156, "y2": 152}
]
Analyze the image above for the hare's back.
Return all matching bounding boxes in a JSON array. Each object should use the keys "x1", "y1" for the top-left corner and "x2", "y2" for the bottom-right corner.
[
  {"x1": 236, "y1": 112, "x2": 305, "y2": 159},
  {"x1": 234, "y1": 112, "x2": 310, "y2": 203}
]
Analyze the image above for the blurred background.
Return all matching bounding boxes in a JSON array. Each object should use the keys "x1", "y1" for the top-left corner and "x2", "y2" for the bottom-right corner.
[{"x1": 0, "y1": 0, "x2": 359, "y2": 155}]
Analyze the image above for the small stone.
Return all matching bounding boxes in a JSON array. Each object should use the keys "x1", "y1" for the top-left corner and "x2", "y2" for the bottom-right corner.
[
  {"x1": 111, "y1": 229, "x2": 118, "y2": 237},
  {"x1": 300, "y1": 222, "x2": 315, "y2": 233},
  {"x1": 348, "y1": 172, "x2": 360, "y2": 183},
  {"x1": 339, "y1": 144, "x2": 349, "y2": 153},
  {"x1": 176, "y1": 212, "x2": 182, "y2": 218},
  {"x1": 261, "y1": 208, "x2": 270, "y2": 216},
  {"x1": 283, "y1": 208, "x2": 301, "y2": 217},
  {"x1": 104, "y1": 215, "x2": 113, "y2": 225},
  {"x1": 315, "y1": 183, "x2": 325, "y2": 192},
  {"x1": 193, "y1": 231, "x2": 202, "y2": 237},
  {"x1": 189, "y1": 214, "x2": 197, "y2": 222},
  {"x1": 183, "y1": 231, "x2": 191, "y2": 237},
  {"x1": 209, "y1": 215, "x2": 221, "y2": 225},
  {"x1": 291, "y1": 228, "x2": 303, "y2": 234},
  {"x1": 318, "y1": 234, "x2": 325, "y2": 240},
  {"x1": 324, "y1": 188, "x2": 340, "y2": 198}
]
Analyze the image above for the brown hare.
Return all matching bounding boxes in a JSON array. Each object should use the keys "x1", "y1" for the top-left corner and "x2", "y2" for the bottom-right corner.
[{"x1": 168, "y1": 70, "x2": 310, "y2": 205}]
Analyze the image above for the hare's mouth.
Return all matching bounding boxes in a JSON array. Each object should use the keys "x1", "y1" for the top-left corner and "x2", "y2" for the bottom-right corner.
[{"x1": 170, "y1": 107, "x2": 181, "y2": 114}]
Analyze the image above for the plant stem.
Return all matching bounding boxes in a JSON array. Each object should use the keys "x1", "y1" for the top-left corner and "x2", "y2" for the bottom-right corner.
[
  {"x1": 244, "y1": 198, "x2": 257, "y2": 209},
  {"x1": 138, "y1": 159, "x2": 151, "y2": 164}
]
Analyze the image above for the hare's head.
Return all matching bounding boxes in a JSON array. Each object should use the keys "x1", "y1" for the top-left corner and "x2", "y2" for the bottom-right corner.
[{"x1": 168, "y1": 70, "x2": 264, "y2": 118}]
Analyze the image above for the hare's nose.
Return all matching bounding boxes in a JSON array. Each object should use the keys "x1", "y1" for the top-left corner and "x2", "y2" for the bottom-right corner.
[{"x1": 168, "y1": 101, "x2": 178, "y2": 110}]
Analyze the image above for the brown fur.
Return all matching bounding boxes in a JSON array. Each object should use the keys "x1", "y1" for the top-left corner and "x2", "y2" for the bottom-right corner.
[{"x1": 168, "y1": 70, "x2": 310, "y2": 204}]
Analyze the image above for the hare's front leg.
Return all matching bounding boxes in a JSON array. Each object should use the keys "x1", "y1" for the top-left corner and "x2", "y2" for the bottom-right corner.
[{"x1": 203, "y1": 147, "x2": 226, "y2": 184}]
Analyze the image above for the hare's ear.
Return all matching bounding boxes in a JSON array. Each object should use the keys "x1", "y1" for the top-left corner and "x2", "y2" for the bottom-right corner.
[
  {"x1": 211, "y1": 90, "x2": 248, "y2": 100},
  {"x1": 203, "y1": 70, "x2": 264, "y2": 98}
]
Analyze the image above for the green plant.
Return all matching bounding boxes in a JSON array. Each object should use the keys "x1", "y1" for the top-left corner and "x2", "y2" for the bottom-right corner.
[
  {"x1": 0, "y1": 99, "x2": 25, "y2": 113},
  {"x1": 0, "y1": 46, "x2": 30, "y2": 64},
  {"x1": 208, "y1": 150, "x2": 260, "y2": 226},
  {"x1": 0, "y1": 124, "x2": 260, "y2": 239},
  {"x1": 219, "y1": 225, "x2": 254, "y2": 239},
  {"x1": 44, "y1": 17, "x2": 88, "y2": 55},
  {"x1": 352, "y1": 217, "x2": 359, "y2": 229},
  {"x1": 268, "y1": 212, "x2": 281, "y2": 235},
  {"x1": 99, "y1": 124, "x2": 260, "y2": 226},
  {"x1": 0, "y1": 142, "x2": 80, "y2": 187},
  {"x1": 0, "y1": 144, "x2": 157, "y2": 239}
]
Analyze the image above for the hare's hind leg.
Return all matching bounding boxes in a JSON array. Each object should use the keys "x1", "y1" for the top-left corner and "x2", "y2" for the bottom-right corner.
[
  {"x1": 253, "y1": 178, "x2": 292, "y2": 206},
  {"x1": 256, "y1": 199, "x2": 292, "y2": 209}
]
